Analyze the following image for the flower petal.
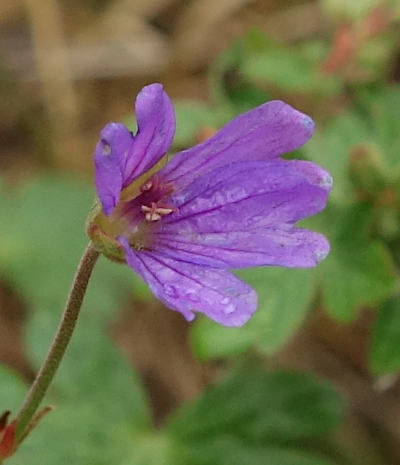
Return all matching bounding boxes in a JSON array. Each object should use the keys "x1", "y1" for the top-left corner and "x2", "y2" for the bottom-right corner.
[
  {"x1": 152, "y1": 228, "x2": 330, "y2": 269},
  {"x1": 160, "y1": 160, "x2": 332, "y2": 232},
  {"x1": 94, "y1": 84, "x2": 175, "y2": 215},
  {"x1": 94, "y1": 122, "x2": 133, "y2": 215},
  {"x1": 118, "y1": 237, "x2": 257, "y2": 326},
  {"x1": 124, "y1": 83, "x2": 176, "y2": 184},
  {"x1": 158, "y1": 100, "x2": 314, "y2": 189}
]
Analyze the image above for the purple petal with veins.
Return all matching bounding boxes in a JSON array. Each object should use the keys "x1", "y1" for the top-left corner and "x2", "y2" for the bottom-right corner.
[
  {"x1": 94, "y1": 84, "x2": 175, "y2": 215},
  {"x1": 118, "y1": 236, "x2": 257, "y2": 326},
  {"x1": 157, "y1": 100, "x2": 315, "y2": 190}
]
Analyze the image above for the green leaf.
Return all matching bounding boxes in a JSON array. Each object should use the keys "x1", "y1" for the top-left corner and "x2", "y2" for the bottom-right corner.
[
  {"x1": 322, "y1": 241, "x2": 395, "y2": 321},
  {"x1": 8, "y1": 310, "x2": 153, "y2": 465},
  {"x1": 10, "y1": 302, "x2": 151, "y2": 465},
  {"x1": 27, "y1": 311, "x2": 149, "y2": 416},
  {"x1": 167, "y1": 370, "x2": 344, "y2": 443},
  {"x1": 24, "y1": 256, "x2": 147, "y2": 370},
  {"x1": 208, "y1": 29, "x2": 272, "y2": 111},
  {"x1": 0, "y1": 176, "x2": 93, "y2": 310},
  {"x1": 175, "y1": 438, "x2": 337, "y2": 465},
  {"x1": 358, "y1": 87, "x2": 400, "y2": 169},
  {"x1": 304, "y1": 113, "x2": 370, "y2": 205},
  {"x1": 0, "y1": 175, "x2": 148, "y2": 315},
  {"x1": 172, "y1": 100, "x2": 234, "y2": 149},
  {"x1": 322, "y1": 0, "x2": 384, "y2": 21},
  {"x1": 9, "y1": 407, "x2": 146, "y2": 465},
  {"x1": 370, "y1": 296, "x2": 400, "y2": 374},
  {"x1": 241, "y1": 41, "x2": 340, "y2": 96},
  {"x1": 0, "y1": 365, "x2": 27, "y2": 413},
  {"x1": 123, "y1": 431, "x2": 174, "y2": 465},
  {"x1": 317, "y1": 206, "x2": 397, "y2": 321},
  {"x1": 191, "y1": 268, "x2": 318, "y2": 359}
]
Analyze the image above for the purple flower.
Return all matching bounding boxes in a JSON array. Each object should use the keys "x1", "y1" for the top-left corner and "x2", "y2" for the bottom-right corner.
[{"x1": 89, "y1": 83, "x2": 332, "y2": 326}]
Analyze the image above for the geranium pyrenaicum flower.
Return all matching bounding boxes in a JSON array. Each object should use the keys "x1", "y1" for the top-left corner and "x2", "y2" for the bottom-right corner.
[{"x1": 87, "y1": 83, "x2": 332, "y2": 327}]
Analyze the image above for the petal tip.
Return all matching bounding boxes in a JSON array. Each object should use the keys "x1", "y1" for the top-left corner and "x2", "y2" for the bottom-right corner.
[
  {"x1": 301, "y1": 114, "x2": 315, "y2": 133},
  {"x1": 138, "y1": 83, "x2": 164, "y2": 99},
  {"x1": 217, "y1": 287, "x2": 258, "y2": 327},
  {"x1": 182, "y1": 309, "x2": 196, "y2": 322},
  {"x1": 318, "y1": 171, "x2": 333, "y2": 190},
  {"x1": 314, "y1": 238, "x2": 330, "y2": 264}
]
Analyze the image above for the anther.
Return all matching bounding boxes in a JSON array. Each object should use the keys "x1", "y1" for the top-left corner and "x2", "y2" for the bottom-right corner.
[{"x1": 141, "y1": 204, "x2": 175, "y2": 222}]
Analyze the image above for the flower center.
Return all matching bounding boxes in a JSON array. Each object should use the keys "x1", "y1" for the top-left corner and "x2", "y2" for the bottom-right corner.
[
  {"x1": 137, "y1": 175, "x2": 177, "y2": 222},
  {"x1": 93, "y1": 175, "x2": 175, "y2": 253}
]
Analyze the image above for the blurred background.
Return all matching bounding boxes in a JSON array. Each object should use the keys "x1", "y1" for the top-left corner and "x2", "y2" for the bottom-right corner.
[{"x1": 1, "y1": 0, "x2": 400, "y2": 464}]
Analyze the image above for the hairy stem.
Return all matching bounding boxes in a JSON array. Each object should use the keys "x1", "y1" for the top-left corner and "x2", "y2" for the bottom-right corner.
[{"x1": 15, "y1": 243, "x2": 99, "y2": 439}]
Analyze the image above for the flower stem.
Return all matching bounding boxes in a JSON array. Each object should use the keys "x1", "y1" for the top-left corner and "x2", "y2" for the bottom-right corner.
[{"x1": 15, "y1": 243, "x2": 100, "y2": 440}]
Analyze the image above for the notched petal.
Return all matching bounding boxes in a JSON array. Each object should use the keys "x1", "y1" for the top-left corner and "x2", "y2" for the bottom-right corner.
[
  {"x1": 124, "y1": 83, "x2": 176, "y2": 184},
  {"x1": 93, "y1": 84, "x2": 175, "y2": 215}
]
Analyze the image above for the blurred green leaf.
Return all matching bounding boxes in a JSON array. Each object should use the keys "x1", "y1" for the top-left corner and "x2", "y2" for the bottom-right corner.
[
  {"x1": 9, "y1": 404, "x2": 148, "y2": 465},
  {"x1": 209, "y1": 28, "x2": 341, "y2": 113},
  {"x1": 175, "y1": 438, "x2": 337, "y2": 465},
  {"x1": 317, "y1": 206, "x2": 396, "y2": 320},
  {"x1": 192, "y1": 268, "x2": 317, "y2": 359},
  {"x1": 322, "y1": 241, "x2": 395, "y2": 321},
  {"x1": 24, "y1": 256, "x2": 148, "y2": 369},
  {"x1": 358, "y1": 87, "x2": 400, "y2": 169},
  {"x1": 356, "y1": 35, "x2": 394, "y2": 81},
  {"x1": 370, "y1": 296, "x2": 400, "y2": 374},
  {"x1": 304, "y1": 87, "x2": 400, "y2": 207},
  {"x1": 173, "y1": 100, "x2": 234, "y2": 149},
  {"x1": 10, "y1": 325, "x2": 151, "y2": 465},
  {"x1": 241, "y1": 41, "x2": 341, "y2": 96},
  {"x1": 208, "y1": 29, "x2": 271, "y2": 111},
  {"x1": 322, "y1": 0, "x2": 385, "y2": 21},
  {"x1": 7, "y1": 295, "x2": 152, "y2": 465},
  {"x1": 0, "y1": 177, "x2": 93, "y2": 310},
  {"x1": 0, "y1": 176, "x2": 147, "y2": 317},
  {"x1": 124, "y1": 431, "x2": 174, "y2": 465},
  {"x1": 0, "y1": 366, "x2": 27, "y2": 414},
  {"x1": 0, "y1": 188, "x2": 19, "y2": 269},
  {"x1": 167, "y1": 370, "x2": 343, "y2": 444},
  {"x1": 304, "y1": 113, "x2": 370, "y2": 205},
  {"x1": 26, "y1": 310, "x2": 150, "y2": 420}
]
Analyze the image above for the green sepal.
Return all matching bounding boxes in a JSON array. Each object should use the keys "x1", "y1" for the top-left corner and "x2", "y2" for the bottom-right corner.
[{"x1": 86, "y1": 200, "x2": 125, "y2": 263}]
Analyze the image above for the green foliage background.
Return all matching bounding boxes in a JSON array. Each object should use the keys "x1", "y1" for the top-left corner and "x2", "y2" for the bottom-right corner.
[{"x1": 2, "y1": 1, "x2": 400, "y2": 463}]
